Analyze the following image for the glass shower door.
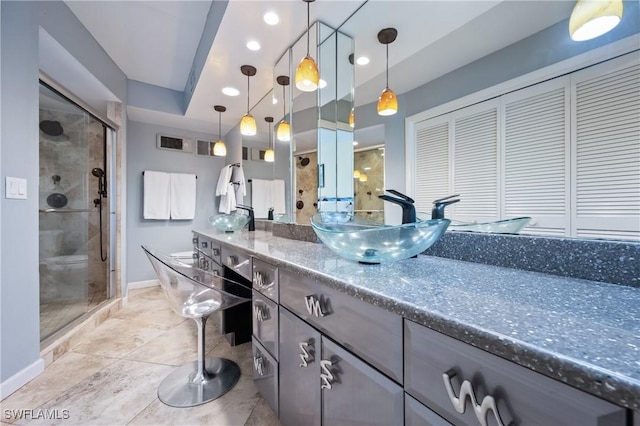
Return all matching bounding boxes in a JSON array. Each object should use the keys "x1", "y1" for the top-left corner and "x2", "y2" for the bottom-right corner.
[{"x1": 38, "y1": 82, "x2": 110, "y2": 341}]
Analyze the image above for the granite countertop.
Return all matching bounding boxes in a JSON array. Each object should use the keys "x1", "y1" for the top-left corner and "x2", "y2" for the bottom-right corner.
[{"x1": 194, "y1": 228, "x2": 640, "y2": 411}]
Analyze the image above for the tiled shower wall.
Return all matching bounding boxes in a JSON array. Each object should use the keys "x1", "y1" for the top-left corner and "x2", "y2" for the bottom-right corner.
[
  {"x1": 354, "y1": 148, "x2": 384, "y2": 224},
  {"x1": 294, "y1": 152, "x2": 318, "y2": 225}
]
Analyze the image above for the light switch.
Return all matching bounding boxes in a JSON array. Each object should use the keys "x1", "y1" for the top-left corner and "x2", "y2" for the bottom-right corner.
[{"x1": 5, "y1": 177, "x2": 27, "y2": 199}]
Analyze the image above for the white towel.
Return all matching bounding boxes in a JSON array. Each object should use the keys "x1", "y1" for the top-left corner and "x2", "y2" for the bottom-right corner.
[
  {"x1": 232, "y1": 165, "x2": 246, "y2": 206},
  {"x1": 216, "y1": 165, "x2": 232, "y2": 196},
  {"x1": 271, "y1": 179, "x2": 286, "y2": 214},
  {"x1": 251, "y1": 178, "x2": 272, "y2": 218},
  {"x1": 218, "y1": 182, "x2": 237, "y2": 214},
  {"x1": 170, "y1": 173, "x2": 196, "y2": 219},
  {"x1": 143, "y1": 170, "x2": 170, "y2": 220}
]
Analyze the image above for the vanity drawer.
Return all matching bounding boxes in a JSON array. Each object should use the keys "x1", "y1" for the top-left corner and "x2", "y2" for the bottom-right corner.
[
  {"x1": 404, "y1": 320, "x2": 627, "y2": 426},
  {"x1": 221, "y1": 245, "x2": 251, "y2": 280},
  {"x1": 252, "y1": 337, "x2": 278, "y2": 416},
  {"x1": 252, "y1": 290, "x2": 278, "y2": 359},
  {"x1": 405, "y1": 393, "x2": 452, "y2": 426},
  {"x1": 252, "y1": 257, "x2": 279, "y2": 302},
  {"x1": 280, "y1": 269, "x2": 403, "y2": 384},
  {"x1": 195, "y1": 252, "x2": 222, "y2": 276},
  {"x1": 192, "y1": 234, "x2": 221, "y2": 264}
]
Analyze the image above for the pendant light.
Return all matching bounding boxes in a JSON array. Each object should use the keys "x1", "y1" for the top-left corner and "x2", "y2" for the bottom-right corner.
[
  {"x1": 353, "y1": 170, "x2": 360, "y2": 179},
  {"x1": 569, "y1": 0, "x2": 623, "y2": 41},
  {"x1": 240, "y1": 65, "x2": 257, "y2": 136},
  {"x1": 295, "y1": 0, "x2": 319, "y2": 92},
  {"x1": 213, "y1": 105, "x2": 227, "y2": 156},
  {"x1": 264, "y1": 117, "x2": 275, "y2": 163},
  {"x1": 349, "y1": 107, "x2": 355, "y2": 128},
  {"x1": 377, "y1": 28, "x2": 398, "y2": 116},
  {"x1": 276, "y1": 75, "x2": 291, "y2": 141}
]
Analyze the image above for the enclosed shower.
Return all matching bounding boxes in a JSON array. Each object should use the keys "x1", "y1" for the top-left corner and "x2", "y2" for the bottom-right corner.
[{"x1": 38, "y1": 81, "x2": 113, "y2": 341}]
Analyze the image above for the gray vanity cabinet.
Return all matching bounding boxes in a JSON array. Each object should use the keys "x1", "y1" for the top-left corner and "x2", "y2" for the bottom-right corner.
[
  {"x1": 279, "y1": 307, "x2": 321, "y2": 426},
  {"x1": 404, "y1": 320, "x2": 628, "y2": 426},
  {"x1": 278, "y1": 306, "x2": 404, "y2": 426},
  {"x1": 321, "y1": 338, "x2": 404, "y2": 426},
  {"x1": 252, "y1": 337, "x2": 278, "y2": 416},
  {"x1": 279, "y1": 269, "x2": 403, "y2": 383},
  {"x1": 252, "y1": 290, "x2": 278, "y2": 359},
  {"x1": 192, "y1": 233, "x2": 222, "y2": 275},
  {"x1": 405, "y1": 393, "x2": 452, "y2": 426}
]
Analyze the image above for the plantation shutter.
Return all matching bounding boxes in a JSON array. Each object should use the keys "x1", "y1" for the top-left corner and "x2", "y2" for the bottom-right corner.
[
  {"x1": 450, "y1": 101, "x2": 499, "y2": 221},
  {"x1": 502, "y1": 78, "x2": 570, "y2": 236},
  {"x1": 572, "y1": 57, "x2": 640, "y2": 240},
  {"x1": 414, "y1": 116, "x2": 450, "y2": 215}
]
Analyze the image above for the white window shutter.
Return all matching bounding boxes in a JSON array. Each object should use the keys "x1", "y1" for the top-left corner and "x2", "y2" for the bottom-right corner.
[
  {"x1": 451, "y1": 102, "x2": 499, "y2": 221},
  {"x1": 572, "y1": 58, "x2": 640, "y2": 240},
  {"x1": 414, "y1": 116, "x2": 450, "y2": 215},
  {"x1": 502, "y1": 78, "x2": 570, "y2": 236}
]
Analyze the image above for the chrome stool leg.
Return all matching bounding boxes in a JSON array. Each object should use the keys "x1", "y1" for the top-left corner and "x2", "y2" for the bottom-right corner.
[{"x1": 157, "y1": 316, "x2": 241, "y2": 407}]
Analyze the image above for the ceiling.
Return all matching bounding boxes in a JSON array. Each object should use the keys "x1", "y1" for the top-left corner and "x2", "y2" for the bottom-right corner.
[{"x1": 65, "y1": 0, "x2": 575, "y2": 140}]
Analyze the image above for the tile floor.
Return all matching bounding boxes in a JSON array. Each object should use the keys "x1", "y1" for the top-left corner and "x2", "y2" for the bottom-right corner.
[{"x1": 3, "y1": 287, "x2": 281, "y2": 426}]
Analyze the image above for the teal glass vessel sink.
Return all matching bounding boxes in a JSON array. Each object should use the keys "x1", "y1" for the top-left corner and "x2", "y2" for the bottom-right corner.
[
  {"x1": 310, "y1": 212, "x2": 450, "y2": 264},
  {"x1": 209, "y1": 214, "x2": 250, "y2": 232},
  {"x1": 418, "y1": 213, "x2": 531, "y2": 234},
  {"x1": 448, "y1": 217, "x2": 531, "y2": 234}
]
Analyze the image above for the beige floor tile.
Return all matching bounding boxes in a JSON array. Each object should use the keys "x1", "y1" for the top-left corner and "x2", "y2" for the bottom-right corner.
[
  {"x1": 127, "y1": 374, "x2": 261, "y2": 426},
  {"x1": 1, "y1": 353, "x2": 116, "y2": 424},
  {"x1": 123, "y1": 320, "x2": 224, "y2": 366},
  {"x1": 113, "y1": 297, "x2": 186, "y2": 328},
  {"x1": 70, "y1": 317, "x2": 172, "y2": 358},
  {"x1": 207, "y1": 341, "x2": 254, "y2": 378},
  {"x1": 244, "y1": 397, "x2": 281, "y2": 426},
  {"x1": 15, "y1": 359, "x2": 172, "y2": 426}
]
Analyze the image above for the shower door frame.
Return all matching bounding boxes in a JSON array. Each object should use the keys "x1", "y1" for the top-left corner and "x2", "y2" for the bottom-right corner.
[{"x1": 39, "y1": 73, "x2": 119, "y2": 323}]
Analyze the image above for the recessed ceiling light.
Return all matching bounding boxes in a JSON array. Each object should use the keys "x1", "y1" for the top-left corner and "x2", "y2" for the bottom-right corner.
[
  {"x1": 319, "y1": 79, "x2": 328, "y2": 89},
  {"x1": 356, "y1": 56, "x2": 370, "y2": 65},
  {"x1": 272, "y1": 97, "x2": 278, "y2": 105},
  {"x1": 263, "y1": 11, "x2": 279, "y2": 25},
  {"x1": 222, "y1": 87, "x2": 239, "y2": 97},
  {"x1": 353, "y1": 141, "x2": 358, "y2": 146},
  {"x1": 247, "y1": 41, "x2": 261, "y2": 51}
]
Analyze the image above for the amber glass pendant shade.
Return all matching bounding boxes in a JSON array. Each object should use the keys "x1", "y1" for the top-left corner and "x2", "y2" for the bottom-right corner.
[
  {"x1": 213, "y1": 105, "x2": 227, "y2": 157},
  {"x1": 277, "y1": 120, "x2": 291, "y2": 142},
  {"x1": 240, "y1": 65, "x2": 257, "y2": 136},
  {"x1": 377, "y1": 88, "x2": 398, "y2": 116},
  {"x1": 295, "y1": 56, "x2": 320, "y2": 92},
  {"x1": 569, "y1": 0, "x2": 623, "y2": 41},
  {"x1": 264, "y1": 116, "x2": 274, "y2": 162},
  {"x1": 240, "y1": 113, "x2": 257, "y2": 136},
  {"x1": 349, "y1": 107, "x2": 355, "y2": 128},
  {"x1": 377, "y1": 28, "x2": 398, "y2": 117},
  {"x1": 213, "y1": 140, "x2": 227, "y2": 156},
  {"x1": 264, "y1": 149, "x2": 275, "y2": 162}
]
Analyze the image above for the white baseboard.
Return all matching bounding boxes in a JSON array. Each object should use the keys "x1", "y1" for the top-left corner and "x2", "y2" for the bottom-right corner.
[
  {"x1": 0, "y1": 358, "x2": 45, "y2": 400},
  {"x1": 127, "y1": 279, "x2": 159, "y2": 290}
]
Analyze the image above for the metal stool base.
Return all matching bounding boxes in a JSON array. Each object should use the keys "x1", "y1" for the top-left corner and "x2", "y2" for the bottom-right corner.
[{"x1": 158, "y1": 357, "x2": 241, "y2": 408}]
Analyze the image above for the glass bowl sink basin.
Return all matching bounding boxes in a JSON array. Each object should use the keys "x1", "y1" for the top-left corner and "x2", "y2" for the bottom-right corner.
[
  {"x1": 310, "y1": 212, "x2": 450, "y2": 264},
  {"x1": 209, "y1": 214, "x2": 250, "y2": 232},
  {"x1": 417, "y1": 213, "x2": 531, "y2": 234},
  {"x1": 448, "y1": 217, "x2": 531, "y2": 234}
]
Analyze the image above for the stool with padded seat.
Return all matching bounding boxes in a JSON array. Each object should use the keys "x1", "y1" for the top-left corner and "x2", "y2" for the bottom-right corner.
[{"x1": 142, "y1": 245, "x2": 250, "y2": 407}]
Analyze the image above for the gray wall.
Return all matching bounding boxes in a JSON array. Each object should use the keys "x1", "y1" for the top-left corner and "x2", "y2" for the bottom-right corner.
[
  {"x1": 126, "y1": 121, "x2": 225, "y2": 282},
  {"x1": 1, "y1": 1, "x2": 127, "y2": 386},
  {"x1": 354, "y1": 2, "x2": 639, "y2": 224}
]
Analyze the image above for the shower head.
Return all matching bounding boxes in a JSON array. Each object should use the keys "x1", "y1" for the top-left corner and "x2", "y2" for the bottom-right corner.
[
  {"x1": 298, "y1": 156, "x2": 310, "y2": 167},
  {"x1": 39, "y1": 120, "x2": 64, "y2": 137},
  {"x1": 92, "y1": 168, "x2": 105, "y2": 178}
]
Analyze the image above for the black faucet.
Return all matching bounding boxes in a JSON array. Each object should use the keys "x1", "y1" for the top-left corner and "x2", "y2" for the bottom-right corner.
[
  {"x1": 431, "y1": 194, "x2": 460, "y2": 219},
  {"x1": 378, "y1": 189, "x2": 416, "y2": 224},
  {"x1": 235, "y1": 205, "x2": 255, "y2": 231},
  {"x1": 268, "y1": 207, "x2": 274, "y2": 220}
]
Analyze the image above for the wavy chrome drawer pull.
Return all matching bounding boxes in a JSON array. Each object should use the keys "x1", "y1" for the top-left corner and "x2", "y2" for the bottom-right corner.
[
  {"x1": 320, "y1": 359, "x2": 333, "y2": 390},
  {"x1": 305, "y1": 295, "x2": 328, "y2": 317},
  {"x1": 442, "y1": 369, "x2": 510, "y2": 426},
  {"x1": 253, "y1": 304, "x2": 268, "y2": 322},
  {"x1": 299, "y1": 341, "x2": 313, "y2": 368},
  {"x1": 253, "y1": 356, "x2": 265, "y2": 376}
]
